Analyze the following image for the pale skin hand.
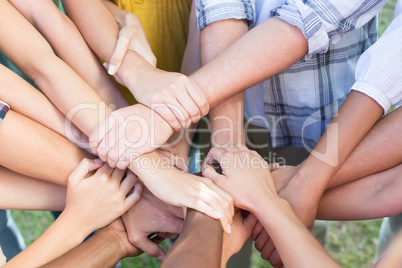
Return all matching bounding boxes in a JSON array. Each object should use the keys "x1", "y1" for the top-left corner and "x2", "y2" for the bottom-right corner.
[
  {"x1": 63, "y1": 0, "x2": 209, "y2": 132},
  {"x1": 0, "y1": 166, "x2": 66, "y2": 211},
  {"x1": 202, "y1": 145, "x2": 275, "y2": 212},
  {"x1": 202, "y1": 146, "x2": 340, "y2": 268},
  {"x1": 9, "y1": 0, "x2": 128, "y2": 109},
  {"x1": 101, "y1": 0, "x2": 157, "y2": 71},
  {"x1": 64, "y1": 158, "x2": 143, "y2": 232},
  {"x1": 130, "y1": 153, "x2": 235, "y2": 233}
]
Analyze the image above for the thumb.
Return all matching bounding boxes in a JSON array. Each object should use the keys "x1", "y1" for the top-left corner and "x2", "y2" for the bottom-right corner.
[
  {"x1": 108, "y1": 35, "x2": 131, "y2": 75},
  {"x1": 202, "y1": 165, "x2": 225, "y2": 187},
  {"x1": 138, "y1": 238, "x2": 166, "y2": 260},
  {"x1": 68, "y1": 158, "x2": 103, "y2": 184}
]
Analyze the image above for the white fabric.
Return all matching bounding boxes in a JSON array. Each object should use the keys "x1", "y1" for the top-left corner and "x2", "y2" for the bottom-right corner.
[
  {"x1": 244, "y1": 0, "x2": 285, "y2": 128},
  {"x1": 0, "y1": 245, "x2": 6, "y2": 266},
  {"x1": 352, "y1": 0, "x2": 402, "y2": 113}
]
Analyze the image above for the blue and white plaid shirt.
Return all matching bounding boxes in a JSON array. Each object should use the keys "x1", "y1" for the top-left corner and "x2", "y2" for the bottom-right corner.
[{"x1": 196, "y1": 0, "x2": 388, "y2": 148}]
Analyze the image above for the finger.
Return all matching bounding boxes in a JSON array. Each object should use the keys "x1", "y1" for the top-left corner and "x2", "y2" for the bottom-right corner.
[
  {"x1": 110, "y1": 167, "x2": 126, "y2": 182},
  {"x1": 135, "y1": 237, "x2": 166, "y2": 260},
  {"x1": 107, "y1": 119, "x2": 140, "y2": 168},
  {"x1": 164, "y1": 100, "x2": 191, "y2": 129},
  {"x1": 203, "y1": 147, "x2": 228, "y2": 168},
  {"x1": 260, "y1": 238, "x2": 275, "y2": 261},
  {"x1": 196, "y1": 184, "x2": 232, "y2": 233},
  {"x1": 268, "y1": 249, "x2": 283, "y2": 268},
  {"x1": 113, "y1": 119, "x2": 145, "y2": 170},
  {"x1": 153, "y1": 103, "x2": 182, "y2": 132},
  {"x1": 251, "y1": 221, "x2": 264, "y2": 240},
  {"x1": 95, "y1": 162, "x2": 114, "y2": 177},
  {"x1": 185, "y1": 79, "x2": 209, "y2": 117},
  {"x1": 120, "y1": 172, "x2": 138, "y2": 194},
  {"x1": 96, "y1": 116, "x2": 119, "y2": 162},
  {"x1": 89, "y1": 116, "x2": 114, "y2": 155},
  {"x1": 123, "y1": 183, "x2": 143, "y2": 210},
  {"x1": 201, "y1": 165, "x2": 226, "y2": 187},
  {"x1": 201, "y1": 177, "x2": 234, "y2": 220},
  {"x1": 69, "y1": 158, "x2": 104, "y2": 182},
  {"x1": 108, "y1": 35, "x2": 131, "y2": 75},
  {"x1": 176, "y1": 91, "x2": 201, "y2": 123},
  {"x1": 255, "y1": 229, "x2": 270, "y2": 252}
]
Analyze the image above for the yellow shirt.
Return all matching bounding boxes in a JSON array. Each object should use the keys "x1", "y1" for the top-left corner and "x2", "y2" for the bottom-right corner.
[{"x1": 113, "y1": 0, "x2": 192, "y2": 104}]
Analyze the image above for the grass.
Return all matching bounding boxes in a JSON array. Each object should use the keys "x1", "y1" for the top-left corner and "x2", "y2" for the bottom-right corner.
[{"x1": 9, "y1": 1, "x2": 398, "y2": 267}]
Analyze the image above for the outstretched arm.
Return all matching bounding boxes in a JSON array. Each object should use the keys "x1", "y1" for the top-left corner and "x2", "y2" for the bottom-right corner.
[
  {"x1": 4, "y1": 159, "x2": 142, "y2": 268},
  {"x1": 41, "y1": 219, "x2": 141, "y2": 268},
  {"x1": 202, "y1": 146, "x2": 340, "y2": 268},
  {"x1": 8, "y1": 0, "x2": 127, "y2": 109},
  {"x1": 0, "y1": 166, "x2": 66, "y2": 211}
]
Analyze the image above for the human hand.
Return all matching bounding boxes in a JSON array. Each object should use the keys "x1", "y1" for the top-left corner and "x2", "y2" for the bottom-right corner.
[
  {"x1": 251, "y1": 221, "x2": 283, "y2": 267},
  {"x1": 106, "y1": 14, "x2": 156, "y2": 75},
  {"x1": 64, "y1": 159, "x2": 143, "y2": 233},
  {"x1": 121, "y1": 187, "x2": 185, "y2": 260},
  {"x1": 201, "y1": 145, "x2": 276, "y2": 212},
  {"x1": 221, "y1": 210, "x2": 258, "y2": 265},
  {"x1": 127, "y1": 66, "x2": 209, "y2": 131},
  {"x1": 157, "y1": 147, "x2": 188, "y2": 172},
  {"x1": 131, "y1": 155, "x2": 234, "y2": 233},
  {"x1": 99, "y1": 218, "x2": 143, "y2": 258},
  {"x1": 89, "y1": 104, "x2": 174, "y2": 169},
  {"x1": 250, "y1": 165, "x2": 318, "y2": 267}
]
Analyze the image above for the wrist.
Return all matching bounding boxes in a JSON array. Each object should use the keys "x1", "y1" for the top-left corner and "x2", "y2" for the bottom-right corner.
[{"x1": 116, "y1": 50, "x2": 154, "y2": 90}]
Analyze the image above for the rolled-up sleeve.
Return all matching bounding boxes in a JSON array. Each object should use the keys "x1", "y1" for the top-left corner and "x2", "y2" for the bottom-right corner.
[
  {"x1": 0, "y1": 100, "x2": 10, "y2": 127},
  {"x1": 196, "y1": 0, "x2": 255, "y2": 30},
  {"x1": 351, "y1": 13, "x2": 402, "y2": 113},
  {"x1": 271, "y1": 0, "x2": 388, "y2": 56}
]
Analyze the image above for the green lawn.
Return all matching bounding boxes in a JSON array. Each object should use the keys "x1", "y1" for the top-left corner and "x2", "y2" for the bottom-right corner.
[{"x1": 10, "y1": 1, "x2": 398, "y2": 267}]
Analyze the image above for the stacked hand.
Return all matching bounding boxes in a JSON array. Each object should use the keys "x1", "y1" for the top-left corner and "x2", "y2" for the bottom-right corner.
[
  {"x1": 131, "y1": 154, "x2": 234, "y2": 234},
  {"x1": 89, "y1": 104, "x2": 173, "y2": 169},
  {"x1": 64, "y1": 158, "x2": 142, "y2": 234}
]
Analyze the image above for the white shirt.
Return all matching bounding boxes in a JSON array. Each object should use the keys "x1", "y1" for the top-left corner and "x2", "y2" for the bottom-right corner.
[
  {"x1": 352, "y1": 0, "x2": 402, "y2": 113},
  {"x1": 0, "y1": 245, "x2": 6, "y2": 266}
]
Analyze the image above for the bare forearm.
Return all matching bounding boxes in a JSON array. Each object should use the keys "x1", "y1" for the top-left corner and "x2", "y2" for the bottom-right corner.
[
  {"x1": 254, "y1": 197, "x2": 340, "y2": 268},
  {"x1": 191, "y1": 17, "x2": 308, "y2": 108},
  {"x1": 328, "y1": 107, "x2": 402, "y2": 188},
  {"x1": 10, "y1": 0, "x2": 127, "y2": 108},
  {"x1": 286, "y1": 92, "x2": 384, "y2": 205},
  {"x1": 41, "y1": 227, "x2": 125, "y2": 268},
  {"x1": 5, "y1": 213, "x2": 89, "y2": 268},
  {"x1": 200, "y1": 19, "x2": 247, "y2": 146},
  {"x1": 0, "y1": 65, "x2": 68, "y2": 137},
  {"x1": 0, "y1": 166, "x2": 66, "y2": 211},
  {"x1": 0, "y1": 111, "x2": 91, "y2": 186},
  {"x1": 317, "y1": 163, "x2": 402, "y2": 221},
  {"x1": 0, "y1": 1, "x2": 109, "y2": 135},
  {"x1": 162, "y1": 209, "x2": 222, "y2": 268}
]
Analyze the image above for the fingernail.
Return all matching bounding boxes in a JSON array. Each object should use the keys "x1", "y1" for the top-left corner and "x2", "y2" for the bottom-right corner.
[
  {"x1": 227, "y1": 224, "x2": 231, "y2": 233},
  {"x1": 157, "y1": 255, "x2": 165, "y2": 261},
  {"x1": 93, "y1": 159, "x2": 103, "y2": 164},
  {"x1": 103, "y1": 62, "x2": 109, "y2": 70},
  {"x1": 214, "y1": 211, "x2": 222, "y2": 218},
  {"x1": 108, "y1": 64, "x2": 116, "y2": 75}
]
